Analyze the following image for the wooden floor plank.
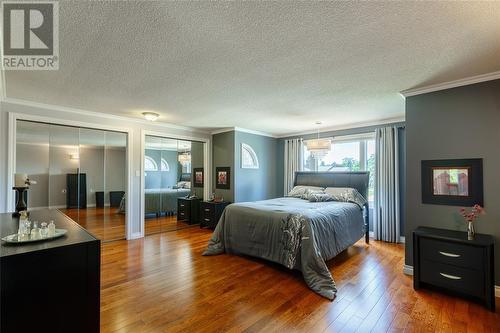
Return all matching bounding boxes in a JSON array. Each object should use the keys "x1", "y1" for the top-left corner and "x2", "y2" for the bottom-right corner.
[{"x1": 100, "y1": 228, "x2": 499, "y2": 333}]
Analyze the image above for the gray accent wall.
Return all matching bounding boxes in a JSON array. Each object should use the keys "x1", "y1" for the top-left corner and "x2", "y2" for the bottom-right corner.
[
  {"x1": 234, "y1": 131, "x2": 278, "y2": 202},
  {"x1": 191, "y1": 141, "x2": 204, "y2": 198},
  {"x1": 405, "y1": 79, "x2": 500, "y2": 284},
  {"x1": 212, "y1": 131, "x2": 235, "y2": 202}
]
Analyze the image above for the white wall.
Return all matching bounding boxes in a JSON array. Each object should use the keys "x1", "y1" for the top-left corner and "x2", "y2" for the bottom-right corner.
[{"x1": 0, "y1": 100, "x2": 211, "y2": 238}]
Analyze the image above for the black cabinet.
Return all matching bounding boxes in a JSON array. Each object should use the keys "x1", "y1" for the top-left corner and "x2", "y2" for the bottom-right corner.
[
  {"x1": 66, "y1": 173, "x2": 87, "y2": 209},
  {"x1": 0, "y1": 209, "x2": 100, "y2": 333},
  {"x1": 200, "y1": 201, "x2": 230, "y2": 229},
  {"x1": 177, "y1": 197, "x2": 201, "y2": 224},
  {"x1": 413, "y1": 226, "x2": 495, "y2": 311}
]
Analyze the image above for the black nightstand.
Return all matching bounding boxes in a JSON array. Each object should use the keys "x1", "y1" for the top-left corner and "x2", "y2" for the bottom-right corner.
[
  {"x1": 177, "y1": 197, "x2": 201, "y2": 224},
  {"x1": 200, "y1": 201, "x2": 230, "y2": 229},
  {"x1": 413, "y1": 226, "x2": 495, "y2": 311}
]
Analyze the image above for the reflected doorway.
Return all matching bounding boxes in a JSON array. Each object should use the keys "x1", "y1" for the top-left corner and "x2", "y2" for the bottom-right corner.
[{"x1": 144, "y1": 135, "x2": 205, "y2": 235}]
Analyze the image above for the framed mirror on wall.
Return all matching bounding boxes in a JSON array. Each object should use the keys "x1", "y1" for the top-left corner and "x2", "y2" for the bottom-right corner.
[
  {"x1": 14, "y1": 119, "x2": 129, "y2": 242},
  {"x1": 143, "y1": 134, "x2": 207, "y2": 235}
]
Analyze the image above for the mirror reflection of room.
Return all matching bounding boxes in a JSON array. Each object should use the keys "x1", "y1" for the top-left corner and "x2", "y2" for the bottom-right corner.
[
  {"x1": 144, "y1": 135, "x2": 204, "y2": 235},
  {"x1": 15, "y1": 120, "x2": 127, "y2": 242}
]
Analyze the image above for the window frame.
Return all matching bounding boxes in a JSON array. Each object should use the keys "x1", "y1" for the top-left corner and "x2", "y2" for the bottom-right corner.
[
  {"x1": 241, "y1": 143, "x2": 259, "y2": 169},
  {"x1": 303, "y1": 132, "x2": 375, "y2": 202},
  {"x1": 160, "y1": 158, "x2": 170, "y2": 172},
  {"x1": 144, "y1": 156, "x2": 158, "y2": 171}
]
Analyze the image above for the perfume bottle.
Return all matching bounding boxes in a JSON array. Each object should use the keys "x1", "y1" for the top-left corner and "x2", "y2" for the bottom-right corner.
[
  {"x1": 24, "y1": 220, "x2": 32, "y2": 237},
  {"x1": 48, "y1": 220, "x2": 56, "y2": 237},
  {"x1": 30, "y1": 221, "x2": 40, "y2": 240},
  {"x1": 40, "y1": 222, "x2": 48, "y2": 238}
]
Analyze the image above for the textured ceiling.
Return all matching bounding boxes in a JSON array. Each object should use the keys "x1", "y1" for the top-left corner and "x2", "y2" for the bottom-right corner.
[{"x1": 5, "y1": 1, "x2": 500, "y2": 135}]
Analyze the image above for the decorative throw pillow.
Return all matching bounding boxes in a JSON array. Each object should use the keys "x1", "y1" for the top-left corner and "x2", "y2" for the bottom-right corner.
[
  {"x1": 308, "y1": 192, "x2": 335, "y2": 202},
  {"x1": 324, "y1": 187, "x2": 367, "y2": 209},
  {"x1": 287, "y1": 185, "x2": 324, "y2": 198}
]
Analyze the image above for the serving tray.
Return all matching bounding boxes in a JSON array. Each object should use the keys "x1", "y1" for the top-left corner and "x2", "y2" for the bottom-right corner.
[{"x1": 1, "y1": 229, "x2": 67, "y2": 244}]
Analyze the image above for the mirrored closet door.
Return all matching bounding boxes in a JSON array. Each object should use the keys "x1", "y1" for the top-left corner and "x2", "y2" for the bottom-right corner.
[
  {"x1": 144, "y1": 135, "x2": 205, "y2": 235},
  {"x1": 15, "y1": 120, "x2": 127, "y2": 242}
]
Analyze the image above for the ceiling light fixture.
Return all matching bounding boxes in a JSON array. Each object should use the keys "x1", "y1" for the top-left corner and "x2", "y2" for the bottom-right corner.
[
  {"x1": 305, "y1": 121, "x2": 331, "y2": 158},
  {"x1": 142, "y1": 112, "x2": 159, "y2": 121},
  {"x1": 178, "y1": 152, "x2": 191, "y2": 164}
]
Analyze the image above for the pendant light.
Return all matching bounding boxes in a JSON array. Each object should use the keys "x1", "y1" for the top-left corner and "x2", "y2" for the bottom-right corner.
[{"x1": 305, "y1": 121, "x2": 331, "y2": 158}]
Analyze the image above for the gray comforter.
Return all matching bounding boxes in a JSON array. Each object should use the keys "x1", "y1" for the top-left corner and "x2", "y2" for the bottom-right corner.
[{"x1": 203, "y1": 197, "x2": 365, "y2": 300}]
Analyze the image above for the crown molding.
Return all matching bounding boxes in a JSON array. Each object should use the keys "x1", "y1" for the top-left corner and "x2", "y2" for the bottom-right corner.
[
  {"x1": 1, "y1": 97, "x2": 210, "y2": 134},
  {"x1": 277, "y1": 116, "x2": 405, "y2": 138},
  {"x1": 210, "y1": 126, "x2": 277, "y2": 138},
  {"x1": 400, "y1": 70, "x2": 500, "y2": 97}
]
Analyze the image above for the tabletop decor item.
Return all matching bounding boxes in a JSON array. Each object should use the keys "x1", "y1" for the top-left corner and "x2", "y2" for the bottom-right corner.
[
  {"x1": 459, "y1": 204, "x2": 485, "y2": 240},
  {"x1": 12, "y1": 173, "x2": 37, "y2": 217},
  {"x1": 1, "y1": 228, "x2": 67, "y2": 244}
]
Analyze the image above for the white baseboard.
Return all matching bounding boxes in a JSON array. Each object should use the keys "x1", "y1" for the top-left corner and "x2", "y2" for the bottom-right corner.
[
  {"x1": 402, "y1": 264, "x2": 500, "y2": 297},
  {"x1": 368, "y1": 231, "x2": 405, "y2": 243},
  {"x1": 128, "y1": 232, "x2": 143, "y2": 240}
]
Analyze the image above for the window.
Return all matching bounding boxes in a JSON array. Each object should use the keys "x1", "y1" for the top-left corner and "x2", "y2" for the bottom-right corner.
[
  {"x1": 241, "y1": 143, "x2": 259, "y2": 169},
  {"x1": 144, "y1": 156, "x2": 158, "y2": 171},
  {"x1": 160, "y1": 158, "x2": 170, "y2": 172},
  {"x1": 304, "y1": 133, "x2": 375, "y2": 202}
]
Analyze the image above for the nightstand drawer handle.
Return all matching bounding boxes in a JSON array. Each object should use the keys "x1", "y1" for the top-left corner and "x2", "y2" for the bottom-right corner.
[
  {"x1": 439, "y1": 273, "x2": 462, "y2": 280},
  {"x1": 180, "y1": 204, "x2": 185, "y2": 207},
  {"x1": 204, "y1": 218, "x2": 210, "y2": 222},
  {"x1": 204, "y1": 209, "x2": 210, "y2": 212},
  {"x1": 439, "y1": 251, "x2": 461, "y2": 258}
]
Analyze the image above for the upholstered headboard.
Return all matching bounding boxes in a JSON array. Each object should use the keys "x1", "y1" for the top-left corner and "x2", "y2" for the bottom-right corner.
[{"x1": 293, "y1": 171, "x2": 370, "y2": 201}]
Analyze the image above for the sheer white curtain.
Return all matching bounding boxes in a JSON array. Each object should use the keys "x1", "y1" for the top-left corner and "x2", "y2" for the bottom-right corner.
[
  {"x1": 374, "y1": 126, "x2": 400, "y2": 243},
  {"x1": 284, "y1": 138, "x2": 303, "y2": 194}
]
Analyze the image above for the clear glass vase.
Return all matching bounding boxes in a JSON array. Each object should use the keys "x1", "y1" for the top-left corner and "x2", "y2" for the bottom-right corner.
[{"x1": 467, "y1": 221, "x2": 475, "y2": 240}]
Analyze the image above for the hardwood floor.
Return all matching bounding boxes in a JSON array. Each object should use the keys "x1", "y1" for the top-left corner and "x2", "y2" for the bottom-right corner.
[
  {"x1": 101, "y1": 228, "x2": 499, "y2": 333},
  {"x1": 61, "y1": 207, "x2": 126, "y2": 241},
  {"x1": 145, "y1": 215, "x2": 194, "y2": 236},
  {"x1": 60, "y1": 208, "x2": 195, "y2": 241}
]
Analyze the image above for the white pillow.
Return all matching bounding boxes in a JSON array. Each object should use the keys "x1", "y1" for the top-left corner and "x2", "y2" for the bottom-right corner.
[
  {"x1": 324, "y1": 187, "x2": 367, "y2": 208},
  {"x1": 177, "y1": 181, "x2": 191, "y2": 189},
  {"x1": 287, "y1": 185, "x2": 324, "y2": 198},
  {"x1": 324, "y1": 187, "x2": 354, "y2": 196}
]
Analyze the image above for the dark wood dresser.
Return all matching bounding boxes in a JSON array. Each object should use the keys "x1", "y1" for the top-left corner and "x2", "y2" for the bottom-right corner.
[
  {"x1": 200, "y1": 201, "x2": 230, "y2": 229},
  {"x1": 0, "y1": 209, "x2": 100, "y2": 333},
  {"x1": 177, "y1": 197, "x2": 201, "y2": 224},
  {"x1": 413, "y1": 226, "x2": 495, "y2": 311}
]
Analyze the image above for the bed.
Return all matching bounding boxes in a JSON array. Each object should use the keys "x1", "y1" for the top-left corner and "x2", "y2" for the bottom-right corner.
[
  {"x1": 203, "y1": 171, "x2": 369, "y2": 300},
  {"x1": 145, "y1": 188, "x2": 191, "y2": 216}
]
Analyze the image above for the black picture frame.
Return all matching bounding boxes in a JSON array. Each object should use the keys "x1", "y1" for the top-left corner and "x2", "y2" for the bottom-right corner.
[
  {"x1": 193, "y1": 168, "x2": 204, "y2": 188},
  {"x1": 215, "y1": 167, "x2": 230, "y2": 189},
  {"x1": 421, "y1": 158, "x2": 483, "y2": 207}
]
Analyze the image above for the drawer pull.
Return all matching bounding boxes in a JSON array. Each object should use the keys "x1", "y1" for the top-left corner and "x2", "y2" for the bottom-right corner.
[
  {"x1": 180, "y1": 204, "x2": 185, "y2": 207},
  {"x1": 439, "y1": 251, "x2": 461, "y2": 258},
  {"x1": 439, "y1": 273, "x2": 462, "y2": 280},
  {"x1": 180, "y1": 212, "x2": 185, "y2": 216},
  {"x1": 204, "y1": 218, "x2": 210, "y2": 222},
  {"x1": 204, "y1": 209, "x2": 210, "y2": 212}
]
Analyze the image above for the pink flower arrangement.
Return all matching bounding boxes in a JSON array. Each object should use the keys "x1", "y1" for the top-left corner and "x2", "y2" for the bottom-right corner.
[{"x1": 459, "y1": 204, "x2": 485, "y2": 223}]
